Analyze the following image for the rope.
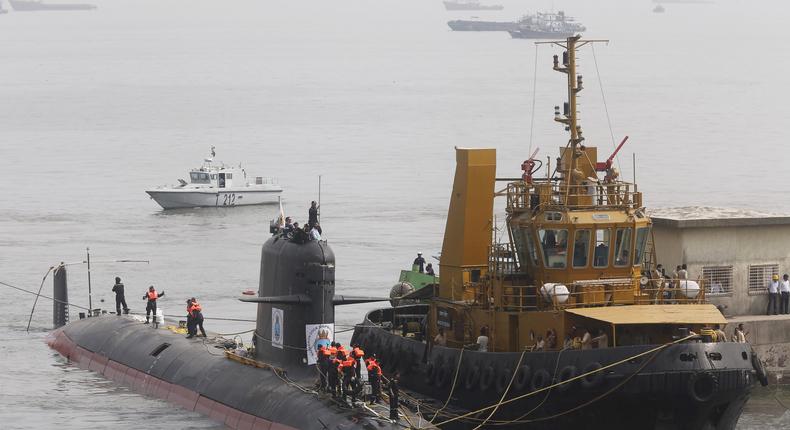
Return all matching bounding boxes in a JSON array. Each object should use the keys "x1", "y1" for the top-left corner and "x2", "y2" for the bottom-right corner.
[
  {"x1": 473, "y1": 349, "x2": 527, "y2": 429},
  {"x1": 430, "y1": 347, "x2": 466, "y2": 423},
  {"x1": 26, "y1": 266, "x2": 55, "y2": 332},
  {"x1": 590, "y1": 43, "x2": 621, "y2": 172},
  {"x1": 433, "y1": 335, "x2": 695, "y2": 427},
  {"x1": 528, "y1": 43, "x2": 540, "y2": 157},
  {"x1": 0, "y1": 280, "x2": 91, "y2": 311}
]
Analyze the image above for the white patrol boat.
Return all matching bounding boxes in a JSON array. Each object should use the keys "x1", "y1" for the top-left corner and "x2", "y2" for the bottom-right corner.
[{"x1": 146, "y1": 147, "x2": 282, "y2": 209}]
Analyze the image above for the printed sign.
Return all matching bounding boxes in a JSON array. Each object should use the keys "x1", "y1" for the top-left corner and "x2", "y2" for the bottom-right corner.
[
  {"x1": 305, "y1": 323, "x2": 334, "y2": 365},
  {"x1": 272, "y1": 308, "x2": 284, "y2": 349}
]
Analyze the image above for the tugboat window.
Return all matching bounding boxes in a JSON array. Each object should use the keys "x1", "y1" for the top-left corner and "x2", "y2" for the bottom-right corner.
[
  {"x1": 525, "y1": 230, "x2": 540, "y2": 267},
  {"x1": 614, "y1": 227, "x2": 633, "y2": 267},
  {"x1": 633, "y1": 227, "x2": 649, "y2": 265},
  {"x1": 594, "y1": 229, "x2": 610, "y2": 268},
  {"x1": 538, "y1": 229, "x2": 568, "y2": 268},
  {"x1": 573, "y1": 229, "x2": 591, "y2": 268}
]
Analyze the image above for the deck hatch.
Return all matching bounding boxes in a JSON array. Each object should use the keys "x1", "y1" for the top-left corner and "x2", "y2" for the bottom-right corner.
[{"x1": 150, "y1": 343, "x2": 171, "y2": 357}]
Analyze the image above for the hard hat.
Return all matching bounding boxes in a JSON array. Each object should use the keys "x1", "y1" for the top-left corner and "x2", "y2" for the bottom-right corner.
[
  {"x1": 773, "y1": 274, "x2": 780, "y2": 280},
  {"x1": 417, "y1": 251, "x2": 422, "y2": 255}
]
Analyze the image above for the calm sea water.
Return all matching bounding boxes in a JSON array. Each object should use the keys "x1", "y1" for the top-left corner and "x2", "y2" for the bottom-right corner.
[{"x1": 1, "y1": 0, "x2": 790, "y2": 428}]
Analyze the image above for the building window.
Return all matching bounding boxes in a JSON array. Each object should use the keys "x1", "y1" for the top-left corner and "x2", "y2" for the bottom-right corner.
[
  {"x1": 748, "y1": 264, "x2": 779, "y2": 295},
  {"x1": 702, "y1": 266, "x2": 733, "y2": 296}
]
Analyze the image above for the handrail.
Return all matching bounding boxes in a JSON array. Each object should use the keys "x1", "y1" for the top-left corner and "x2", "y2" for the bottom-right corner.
[{"x1": 505, "y1": 180, "x2": 641, "y2": 212}]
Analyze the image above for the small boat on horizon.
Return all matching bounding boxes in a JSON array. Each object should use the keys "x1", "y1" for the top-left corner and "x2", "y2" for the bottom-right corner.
[
  {"x1": 145, "y1": 147, "x2": 283, "y2": 210},
  {"x1": 443, "y1": 0, "x2": 503, "y2": 11},
  {"x1": 8, "y1": 0, "x2": 96, "y2": 11}
]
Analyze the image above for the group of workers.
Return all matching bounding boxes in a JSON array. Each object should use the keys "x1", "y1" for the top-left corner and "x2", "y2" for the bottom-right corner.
[
  {"x1": 767, "y1": 274, "x2": 790, "y2": 315},
  {"x1": 280, "y1": 201, "x2": 323, "y2": 240},
  {"x1": 112, "y1": 276, "x2": 206, "y2": 337},
  {"x1": 316, "y1": 342, "x2": 399, "y2": 419},
  {"x1": 412, "y1": 252, "x2": 435, "y2": 276}
]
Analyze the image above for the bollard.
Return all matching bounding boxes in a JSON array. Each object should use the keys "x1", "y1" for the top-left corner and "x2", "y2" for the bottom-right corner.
[{"x1": 53, "y1": 265, "x2": 69, "y2": 328}]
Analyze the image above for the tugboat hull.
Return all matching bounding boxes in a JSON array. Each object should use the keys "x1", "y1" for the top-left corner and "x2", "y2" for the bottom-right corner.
[
  {"x1": 352, "y1": 319, "x2": 760, "y2": 429},
  {"x1": 146, "y1": 188, "x2": 281, "y2": 209}
]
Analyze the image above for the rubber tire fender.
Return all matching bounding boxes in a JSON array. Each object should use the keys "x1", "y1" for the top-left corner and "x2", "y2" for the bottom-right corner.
[
  {"x1": 530, "y1": 369, "x2": 551, "y2": 392},
  {"x1": 385, "y1": 339, "x2": 401, "y2": 372},
  {"x1": 495, "y1": 367, "x2": 513, "y2": 394},
  {"x1": 751, "y1": 351, "x2": 769, "y2": 387},
  {"x1": 580, "y1": 362, "x2": 604, "y2": 389},
  {"x1": 556, "y1": 365, "x2": 578, "y2": 392},
  {"x1": 435, "y1": 363, "x2": 452, "y2": 388},
  {"x1": 688, "y1": 371, "x2": 719, "y2": 403},
  {"x1": 398, "y1": 346, "x2": 414, "y2": 372},
  {"x1": 513, "y1": 365, "x2": 532, "y2": 392},
  {"x1": 424, "y1": 361, "x2": 436, "y2": 385},
  {"x1": 479, "y1": 365, "x2": 496, "y2": 391},
  {"x1": 464, "y1": 365, "x2": 481, "y2": 391}
]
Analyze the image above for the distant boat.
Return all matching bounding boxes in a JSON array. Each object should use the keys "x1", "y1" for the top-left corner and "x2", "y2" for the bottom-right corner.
[
  {"x1": 507, "y1": 11, "x2": 586, "y2": 39},
  {"x1": 145, "y1": 147, "x2": 283, "y2": 210},
  {"x1": 653, "y1": 4, "x2": 666, "y2": 12},
  {"x1": 8, "y1": 0, "x2": 96, "y2": 11},
  {"x1": 443, "y1": 0, "x2": 503, "y2": 11}
]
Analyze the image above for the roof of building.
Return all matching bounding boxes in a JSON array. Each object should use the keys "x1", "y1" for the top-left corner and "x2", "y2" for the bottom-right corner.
[
  {"x1": 566, "y1": 304, "x2": 727, "y2": 325},
  {"x1": 649, "y1": 206, "x2": 790, "y2": 228}
]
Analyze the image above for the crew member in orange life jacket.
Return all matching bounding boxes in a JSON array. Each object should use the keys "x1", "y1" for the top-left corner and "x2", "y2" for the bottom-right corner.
[
  {"x1": 339, "y1": 356, "x2": 357, "y2": 404},
  {"x1": 142, "y1": 285, "x2": 164, "y2": 324},
  {"x1": 366, "y1": 356, "x2": 382, "y2": 404},
  {"x1": 187, "y1": 297, "x2": 206, "y2": 338}
]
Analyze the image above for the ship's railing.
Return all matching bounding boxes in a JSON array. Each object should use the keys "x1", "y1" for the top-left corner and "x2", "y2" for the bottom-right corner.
[
  {"x1": 505, "y1": 180, "x2": 642, "y2": 213},
  {"x1": 248, "y1": 176, "x2": 278, "y2": 185}
]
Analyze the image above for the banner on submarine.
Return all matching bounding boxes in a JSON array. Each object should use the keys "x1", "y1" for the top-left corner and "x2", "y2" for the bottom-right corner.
[{"x1": 305, "y1": 323, "x2": 334, "y2": 365}]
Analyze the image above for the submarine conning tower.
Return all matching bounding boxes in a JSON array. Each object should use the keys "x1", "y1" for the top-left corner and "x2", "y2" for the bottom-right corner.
[{"x1": 241, "y1": 231, "x2": 385, "y2": 369}]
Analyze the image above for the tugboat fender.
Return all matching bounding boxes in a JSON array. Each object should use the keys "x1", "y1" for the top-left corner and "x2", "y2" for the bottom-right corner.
[
  {"x1": 751, "y1": 350, "x2": 769, "y2": 387},
  {"x1": 425, "y1": 361, "x2": 436, "y2": 384},
  {"x1": 465, "y1": 365, "x2": 481, "y2": 391},
  {"x1": 531, "y1": 368, "x2": 552, "y2": 392},
  {"x1": 435, "y1": 363, "x2": 452, "y2": 388},
  {"x1": 557, "y1": 365, "x2": 578, "y2": 392},
  {"x1": 495, "y1": 367, "x2": 512, "y2": 394},
  {"x1": 480, "y1": 365, "x2": 496, "y2": 391},
  {"x1": 688, "y1": 371, "x2": 719, "y2": 403},
  {"x1": 580, "y1": 362, "x2": 604, "y2": 389},
  {"x1": 513, "y1": 365, "x2": 532, "y2": 392}
]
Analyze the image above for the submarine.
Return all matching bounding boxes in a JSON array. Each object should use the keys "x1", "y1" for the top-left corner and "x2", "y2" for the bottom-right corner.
[{"x1": 47, "y1": 228, "x2": 435, "y2": 429}]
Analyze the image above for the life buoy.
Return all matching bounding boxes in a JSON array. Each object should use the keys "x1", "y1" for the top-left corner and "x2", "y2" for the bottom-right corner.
[
  {"x1": 580, "y1": 362, "x2": 604, "y2": 389},
  {"x1": 751, "y1": 351, "x2": 769, "y2": 387},
  {"x1": 425, "y1": 362, "x2": 436, "y2": 385},
  {"x1": 688, "y1": 371, "x2": 718, "y2": 403},
  {"x1": 531, "y1": 369, "x2": 551, "y2": 392},
  {"x1": 465, "y1": 365, "x2": 481, "y2": 391},
  {"x1": 556, "y1": 365, "x2": 577, "y2": 392},
  {"x1": 436, "y1": 363, "x2": 452, "y2": 388},
  {"x1": 513, "y1": 365, "x2": 532, "y2": 392},
  {"x1": 479, "y1": 365, "x2": 496, "y2": 391},
  {"x1": 495, "y1": 367, "x2": 512, "y2": 394}
]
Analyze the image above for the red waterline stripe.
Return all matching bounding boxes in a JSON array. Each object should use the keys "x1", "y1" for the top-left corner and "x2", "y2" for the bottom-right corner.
[{"x1": 47, "y1": 329, "x2": 295, "y2": 430}]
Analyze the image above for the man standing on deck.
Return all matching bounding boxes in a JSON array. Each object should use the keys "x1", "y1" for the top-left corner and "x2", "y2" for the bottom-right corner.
[
  {"x1": 768, "y1": 274, "x2": 780, "y2": 315},
  {"x1": 781, "y1": 274, "x2": 790, "y2": 314},
  {"x1": 112, "y1": 277, "x2": 129, "y2": 315},
  {"x1": 308, "y1": 201, "x2": 319, "y2": 228},
  {"x1": 188, "y1": 297, "x2": 207, "y2": 338},
  {"x1": 413, "y1": 252, "x2": 426, "y2": 273},
  {"x1": 142, "y1": 285, "x2": 164, "y2": 324}
]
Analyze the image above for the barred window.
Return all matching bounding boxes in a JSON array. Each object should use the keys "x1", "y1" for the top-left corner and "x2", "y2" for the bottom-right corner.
[
  {"x1": 748, "y1": 264, "x2": 779, "y2": 295},
  {"x1": 702, "y1": 266, "x2": 733, "y2": 296}
]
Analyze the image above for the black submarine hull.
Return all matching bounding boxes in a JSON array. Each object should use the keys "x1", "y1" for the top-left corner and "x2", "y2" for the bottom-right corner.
[
  {"x1": 352, "y1": 306, "x2": 760, "y2": 430},
  {"x1": 47, "y1": 315, "x2": 407, "y2": 430}
]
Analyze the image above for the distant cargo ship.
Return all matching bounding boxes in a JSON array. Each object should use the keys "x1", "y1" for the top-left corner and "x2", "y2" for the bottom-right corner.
[
  {"x1": 9, "y1": 0, "x2": 96, "y2": 11},
  {"x1": 508, "y1": 11, "x2": 586, "y2": 39},
  {"x1": 447, "y1": 19, "x2": 519, "y2": 31},
  {"x1": 443, "y1": 0, "x2": 503, "y2": 11}
]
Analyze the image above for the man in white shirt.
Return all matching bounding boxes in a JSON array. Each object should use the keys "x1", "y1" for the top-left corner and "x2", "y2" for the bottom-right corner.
[
  {"x1": 768, "y1": 274, "x2": 780, "y2": 315},
  {"x1": 781, "y1": 274, "x2": 790, "y2": 314}
]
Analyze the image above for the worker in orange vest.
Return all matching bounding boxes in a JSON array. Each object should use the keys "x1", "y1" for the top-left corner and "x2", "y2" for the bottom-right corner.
[
  {"x1": 328, "y1": 343, "x2": 340, "y2": 397},
  {"x1": 187, "y1": 298, "x2": 206, "y2": 339},
  {"x1": 142, "y1": 285, "x2": 164, "y2": 324},
  {"x1": 338, "y1": 356, "x2": 357, "y2": 405},
  {"x1": 366, "y1": 356, "x2": 382, "y2": 404},
  {"x1": 317, "y1": 345, "x2": 332, "y2": 392},
  {"x1": 351, "y1": 345, "x2": 365, "y2": 379}
]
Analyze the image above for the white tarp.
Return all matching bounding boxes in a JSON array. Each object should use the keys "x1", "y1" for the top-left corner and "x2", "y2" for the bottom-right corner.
[
  {"x1": 305, "y1": 323, "x2": 334, "y2": 365},
  {"x1": 272, "y1": 307, "x2": 284, "y2": 349}
]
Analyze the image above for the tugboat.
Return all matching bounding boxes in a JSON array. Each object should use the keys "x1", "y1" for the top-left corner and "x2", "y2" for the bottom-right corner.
[
  {"x1": 443, "y1": 1, "x2": 503, "y2": 11},
  {"x1": 351, "y1": 36, "x2": 765, "y2": 429},
  {"x1": 508, "y1": 11, "x2": 586, "y2": 39},
  {"x1": 146, "y1": 147, "x2": 282, "y2": 209}
]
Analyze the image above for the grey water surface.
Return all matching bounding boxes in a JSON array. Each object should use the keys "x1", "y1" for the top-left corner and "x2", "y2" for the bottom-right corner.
[{"x1": 1, "y1": 0, "x2": 789, "y2": 428}]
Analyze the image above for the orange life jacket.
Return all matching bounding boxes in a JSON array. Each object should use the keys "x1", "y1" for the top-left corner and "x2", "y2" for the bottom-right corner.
[
  {"x1": 329, "y1": 346, "x2": 337, "y2": 356},
  {"x1": 147, "y1": 290, "x2": 158, "y2": 300},
  {"x1": 352, "y1": 347, "x2": 365, "y2": 358},
  {"x1": 367, "y1": 362, "x2": 381, "y2": 375},
  {"x1": 189, "y1": 302, "x2": 202, "y2": 315}
]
